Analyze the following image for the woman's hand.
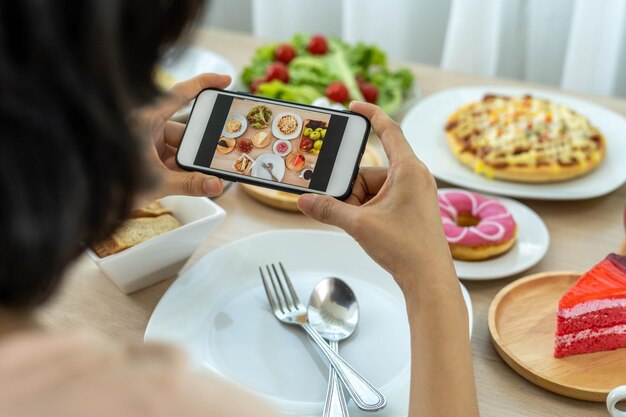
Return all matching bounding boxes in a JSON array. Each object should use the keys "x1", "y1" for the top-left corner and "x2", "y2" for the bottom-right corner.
[
  {"x1": 299, "y1": 102, "x2": 479, "y2": 417},
  {"x1": 297, "y1": 101, "x2": 454, "y2": 290},
  {"x1": 136, "y1": 73, "x2": 231, "y2": 205}
]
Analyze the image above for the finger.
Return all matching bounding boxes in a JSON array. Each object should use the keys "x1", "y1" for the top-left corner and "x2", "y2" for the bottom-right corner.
[
  {"x1": 164, "y1": 120, "x2": 186, "y2": 148},
  {"x1": 345, "y1": 167, "x2": 388, "y2": 206},
  {"x1": 162, "y1": 144, "x2": 178, "y2": 159},
  {"x1": 297, "y1": 194, "x2": 357, "y2": 232},
  {"x1": 165, "y1": 170, "x2": 224, "y2": 197},
  {"x1": 163, "y1": 155, "x2": 185, "y2": 172},
  {"x1": 349, "y1": 101, "x2": 415, "y2": 163},
  {"x1": 159, "y1": 73, "x2": 232, "y2": 119},
  {"x1": 358, "y1": 167, "x2": 388, "y2": 195}
]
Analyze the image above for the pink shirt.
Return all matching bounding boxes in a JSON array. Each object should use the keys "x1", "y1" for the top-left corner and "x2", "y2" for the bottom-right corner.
[{"x1": 0, "y1": 330, "x2": 276, "y2": 417}]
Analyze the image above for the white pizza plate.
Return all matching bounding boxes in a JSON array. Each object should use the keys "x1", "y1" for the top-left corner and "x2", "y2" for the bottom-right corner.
[
  {"x1": 272, "y1": 112, "x2": 303, "y2": 140},
  {"x1": 401, "y1": 87, "x2": 626, "y2": 200},
  {"x1": 439, "y1": 188, "x2": 550, "y2": 280},
  {"x1": 221, "y1": 114, "x2": 247, "y2": 138},
  {"x1": 145, "y1": 230, "x2": 473, "y2": 417}
]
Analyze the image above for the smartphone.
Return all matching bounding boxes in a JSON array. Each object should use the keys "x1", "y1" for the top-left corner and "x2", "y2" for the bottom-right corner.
[{"x1": 176, "y1": 89, "x2": 370, "y2": 199}]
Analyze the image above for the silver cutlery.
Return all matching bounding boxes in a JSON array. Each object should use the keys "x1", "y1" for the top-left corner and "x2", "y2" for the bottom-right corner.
[
  {"x1": 259, "y1": 263, "x2": 386, "y2": 412},
  {"x1": 309, "y1": 278, "x2": 360, "y2": 417},
  {"x1": 262, "y1": 162, "x2": 279, "y2": 182}
]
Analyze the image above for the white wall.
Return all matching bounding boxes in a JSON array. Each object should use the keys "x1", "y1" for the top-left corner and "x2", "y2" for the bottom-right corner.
[{"x1": 202, "y1": 0, "x2": 252, "y2": 33}]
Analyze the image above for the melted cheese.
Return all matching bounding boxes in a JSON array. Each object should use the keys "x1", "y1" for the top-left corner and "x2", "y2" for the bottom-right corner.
[{"x1": 449, "y1": 96, "x2": 602, "y2": 168}]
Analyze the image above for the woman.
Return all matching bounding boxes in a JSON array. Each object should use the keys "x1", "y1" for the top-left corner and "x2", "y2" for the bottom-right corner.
[{"x1": 0, "y1": 1, "x2": 479, "y2": 416}]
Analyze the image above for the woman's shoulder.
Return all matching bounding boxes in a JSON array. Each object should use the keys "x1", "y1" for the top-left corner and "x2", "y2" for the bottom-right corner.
[{"x1": 0, "y1": 330, "x2": 276, "y2": 417}]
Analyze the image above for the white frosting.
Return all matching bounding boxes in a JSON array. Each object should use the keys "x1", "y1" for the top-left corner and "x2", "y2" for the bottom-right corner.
[
  {"x1": 558, "y1": 298, "x2": 626, "y2": 318},
  {"x1": 555, "y1": 324, "x2": 626, "y2": 346}
]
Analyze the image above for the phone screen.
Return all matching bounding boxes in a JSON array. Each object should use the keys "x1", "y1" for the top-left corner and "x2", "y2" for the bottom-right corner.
[{"x1": 192, "y1": 94, "x2": 349, "y2": 192}]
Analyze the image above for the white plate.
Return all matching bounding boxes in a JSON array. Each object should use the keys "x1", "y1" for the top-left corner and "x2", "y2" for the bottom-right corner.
[
  {"x1": 273, "y1": 140, "x2": 292, "y2": 157},
  {"x1": 251, "y1": 153, "x2": 285, "y2": 182},
  {"x1": 160, "y1": 47, "x2": 237, "y2": 89},
  {"x1": 159, "y1": 47, "x2": 238, "y2": 120},
  {"x1": 401, "y1": 87, "x2": 626, "y2": 200},
  {"x1": 145, "y1": 230, "x2": 473, "y2": 417},
  {"x1": 438, "y1": 188, "x2": 550, "y2": 280},
  {"x1": 221, "y1": 114, "x2": 247, "y2": 138},
  {"x1": 272, "y1": 112, "x2": 303, "y2": 140}
]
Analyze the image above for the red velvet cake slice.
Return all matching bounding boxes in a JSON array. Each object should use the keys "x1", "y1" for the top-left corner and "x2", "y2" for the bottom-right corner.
[{"x1": 554, "y1": 253, "x2": 626, "y2": 358}]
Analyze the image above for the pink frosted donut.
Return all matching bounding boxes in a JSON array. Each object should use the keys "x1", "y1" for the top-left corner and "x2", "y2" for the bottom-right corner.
[{"x1": 438, "y1": 190, "x2": 517, "y2": 261}]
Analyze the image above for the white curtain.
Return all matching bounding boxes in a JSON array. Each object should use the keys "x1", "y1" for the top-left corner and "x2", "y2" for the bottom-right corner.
[
  {"x1": 251, "y1": 0, "x2": 343, "y2": 38},
  {"x1": 560, "y1": 0, "x2": 626, "y2": 96},
  {"x1": 440, "y1": 0, "x2": 626, "y2": 97},
  {"x1": 209, "y1": 0, "x2": 626, "y2": 98}
]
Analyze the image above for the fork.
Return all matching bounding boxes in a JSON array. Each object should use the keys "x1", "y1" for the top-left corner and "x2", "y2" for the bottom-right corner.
[
  {"x1": 261, "y1": 162, "x2": 279, "y2": 182},
  {"x1": 260, "y1": 263, "x2": 387, "y2": 412}
]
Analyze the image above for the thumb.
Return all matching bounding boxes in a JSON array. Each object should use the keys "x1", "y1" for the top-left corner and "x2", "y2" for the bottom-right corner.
[
  {"x1": 165, "y1": 171, "x2": 224, "y2": 197},
  {"x1": 297, "y1": 194, "x2": 355, "y2": 231}
]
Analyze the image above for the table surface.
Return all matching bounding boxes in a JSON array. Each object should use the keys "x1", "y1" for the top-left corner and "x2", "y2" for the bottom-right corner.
[{"x1": 39, "y1": 28, "x2": 626, "y2": 417}]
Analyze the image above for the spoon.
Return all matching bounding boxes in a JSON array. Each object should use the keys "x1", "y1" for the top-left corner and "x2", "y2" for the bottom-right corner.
[{"x1": 308, "y1": 278, "x2": 360, "y2": 417}]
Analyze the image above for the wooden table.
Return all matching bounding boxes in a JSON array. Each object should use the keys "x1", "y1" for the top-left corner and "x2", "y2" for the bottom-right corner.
[{"x1": 39, "y1": 28, "x2": 626, "y2": 417}]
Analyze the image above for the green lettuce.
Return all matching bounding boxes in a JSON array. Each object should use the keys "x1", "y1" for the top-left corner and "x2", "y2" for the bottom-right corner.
[
  {"x1": 287, "y1": 56, "x2": 334, "y2": 92},
  {"x1": 324, "y1": 47, "x2": 364, "y2": 101},
  {"x1": 348, "y1": 44, "x2": 387, "y2": 76},
  {"x1": 368, "y1": 68, "x2": 414, "y2": 114},
  {"x1": 289, "y1": 33, "x2": 311, "y2": 55},
  {"x1": 256, "y1": 80, "x2": 322, "y2": 104},
  {"x1": 241, "y1": 44, "x2": 276, "y2": 86}
]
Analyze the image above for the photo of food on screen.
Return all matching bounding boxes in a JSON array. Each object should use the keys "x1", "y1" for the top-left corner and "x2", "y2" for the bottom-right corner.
[{"x1": 193, "y1": 96, "x2": 349, "y2": 192}]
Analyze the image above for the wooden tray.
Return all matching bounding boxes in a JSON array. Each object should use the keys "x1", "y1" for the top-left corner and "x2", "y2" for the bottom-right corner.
[
  {"x1": 489, "y1": 271, "x2": 626, "y2": 402},
  {"x1": 240, "y1": 144, "x2": 383, "y2": 212}
]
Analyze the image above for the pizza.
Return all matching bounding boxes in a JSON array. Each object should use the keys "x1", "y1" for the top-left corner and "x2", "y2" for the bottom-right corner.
[{"x1": 444, "y1": 94, "x2": 605, "y2": 182}]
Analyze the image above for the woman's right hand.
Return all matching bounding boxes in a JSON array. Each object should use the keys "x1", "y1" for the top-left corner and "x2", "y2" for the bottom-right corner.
[
  {"x1": 297, "y1": 102, "x2": 455, "y2": 292},
  {"x1": 299, "y1": 102, "x2": 479, "y2": 417}
]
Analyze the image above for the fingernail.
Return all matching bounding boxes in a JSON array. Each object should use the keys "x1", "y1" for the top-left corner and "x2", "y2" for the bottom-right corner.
[
  {"x1": 203, "y1": 179, "x2": 222, "y2": 196},
  {"x1": 297, "y1": 194, "x2": 316, "y2": 214}
]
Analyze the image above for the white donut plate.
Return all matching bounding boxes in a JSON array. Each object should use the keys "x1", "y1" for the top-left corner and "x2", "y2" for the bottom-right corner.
[{"x1": 438, "y1": 188, "x2": 550, "y2": 280}]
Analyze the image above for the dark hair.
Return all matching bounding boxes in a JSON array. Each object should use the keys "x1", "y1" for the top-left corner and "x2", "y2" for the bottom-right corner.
[{"x1": 0, "y1": 0, "x2": 206, "y2": 308}]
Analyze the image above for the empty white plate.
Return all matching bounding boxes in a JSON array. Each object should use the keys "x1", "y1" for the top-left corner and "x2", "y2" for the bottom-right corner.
[
  {"x1": 145, "y1": 230, "x2": 472, "y2": 417},
  {"x1": 161, "y1": 46, "x2": 237, "y2": 89},
  {"x1": 401, "y1": 87, "x2": 626, "y2": 200},
  {"x1": 251, "y1": 153, "x2": 285, "y2": 181},
  {"x1": 439, "y1": 188, "x2": 550, "y2": 280},
  {"x1": 159, "y1": 47, "x2": 238, "y2": 120}
]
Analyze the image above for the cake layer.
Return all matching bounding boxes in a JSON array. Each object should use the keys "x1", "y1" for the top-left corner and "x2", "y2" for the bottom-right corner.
[
  {"x1": 555, "y1": 333, "x2": 626, "y2": 358},
  {"x1": 556, "y1": 306, "x2": 626, "y2": 335},
  {"x1": 558, "y1": 298, "x2": 626, "y2": 318},
  {"x1": 554, "y1": 324, "x2": 626, "y2": 358}
]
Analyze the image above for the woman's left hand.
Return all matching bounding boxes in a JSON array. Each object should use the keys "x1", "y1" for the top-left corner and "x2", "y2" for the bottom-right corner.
[{"x1": 136, "y1": 73, "x2": 231, "y2": 204}]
